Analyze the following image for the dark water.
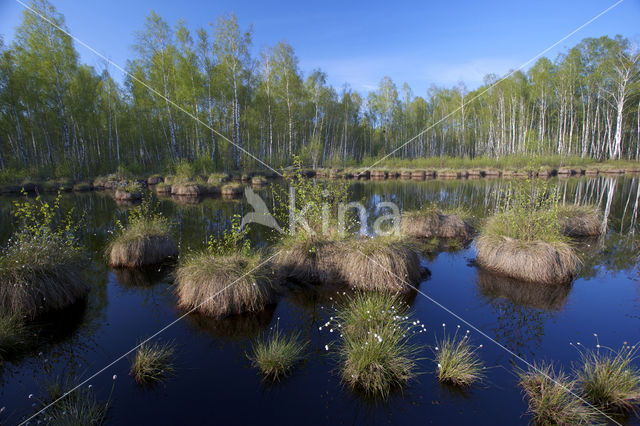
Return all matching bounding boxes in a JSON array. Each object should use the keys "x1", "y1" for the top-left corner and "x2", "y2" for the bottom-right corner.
[{"x1": 1, "y1": 176, "x2": 639, "y2": 425}]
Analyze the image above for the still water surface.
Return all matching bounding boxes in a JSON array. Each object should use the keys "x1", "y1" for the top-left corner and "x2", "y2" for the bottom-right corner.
[{"x1": 0, "y1": 176, "x2": 639, "y2": 425}]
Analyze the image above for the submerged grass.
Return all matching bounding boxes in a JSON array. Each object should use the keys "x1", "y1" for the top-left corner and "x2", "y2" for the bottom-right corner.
[
  {"x1": 336, "y1": 292, "x2": 421, "y2": 398},
  {"x1": 130, "y1": 341, "x2": 176, "y2": 385},
  {"x1": 518, "y1": 362, "x2": 601, "y2": 425},
  {"x1": 576, "y1": 343, "x2": 640, "y2": 414},
  {"x1": 434, "y1": 326, "x2": 484, "y2": 387},
  {"x1": 248, "y1": 325, "x2": 308, "y2": 381}
]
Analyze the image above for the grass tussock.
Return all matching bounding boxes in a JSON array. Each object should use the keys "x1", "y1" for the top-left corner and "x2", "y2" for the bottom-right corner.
[
  {"x1": 337, "y1": 292, "x2": 421, "y2": 398},
  {"x1": 576, "y1": 344, "x2": 640, "y2": 414},
  {"x1": 434, "y1": 327, "x2": 484, "y2": 387},
  {"x1": 332, "y1": 237, "x2": 422, "y2": 294},
  {"x1": 334, "y1": 291, "x2": 410, "y2": 339},
  {"x1": 401, "y1": 207, "x2": 474, "y2": 241},
  {"x1": 0, "y1": 233, "x2": 87, "y2": 317},
  {"x1": 476, "y1": 212, "x2": 579, "y2": 284},
  {"x1": 171, "y1": 183, "x2": 203, "y2": 196},
  {"x1": 107, "y1": 196, "x2": 177, "y2": 268},
  {"x1": 175, "y1": 253, "x2": 274, "y2": 318},
  {"x1": 221, "y1": 183, "x2": 244, "y2": 196},
  {"x1": 273, "y1": 233, "x2": 341, "y2": 283},
  {"x1": 558, "y1": 205, "x2": 603, "y2": 237},
  {"x1": 45, "y1": 384, "x2": 111, "y2": 425},
  {"x1": 130, "y1": 341, "x2": 175, "y2": 385},
  {"x1": 519, "y1": 362, "x2": 601, "y2": 425},
  {"x1": 248, "y1": 325, "x2": 307, "y2": 381},
  {"x1": 0, "y1": 315, "x2": 34, "y2": 364}
]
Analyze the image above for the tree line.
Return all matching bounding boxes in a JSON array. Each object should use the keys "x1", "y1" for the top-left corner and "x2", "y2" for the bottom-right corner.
[{"x1": 0, "y1": 0, "x2": 639, "y2": 178}]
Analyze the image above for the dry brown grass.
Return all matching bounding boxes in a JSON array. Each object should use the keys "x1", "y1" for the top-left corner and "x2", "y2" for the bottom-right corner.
[
  {"x1": 402, "y1": 209, "x2": 474, "y2": 241},
  {"x1": 475, "y1": 268, "x2": 571, "y2": 310},
  {"x1": 272, "y1": 234, "x2": 341, "y2": 283},
  {"x1": 331, "y1": 237, "x2": 422, "y2": 294},
  {"x1": 109, "y1": 235, "x2": 178, "y2": 268},
  {"x1": 558, "y1": 205, "x2": 602, "y2": 238},
  {"x1": 475, "y1": 235, "x2": 579, "y2": 284},
  {"x1": 175, "y1": 253, "x2": 275, "y2": 318}
]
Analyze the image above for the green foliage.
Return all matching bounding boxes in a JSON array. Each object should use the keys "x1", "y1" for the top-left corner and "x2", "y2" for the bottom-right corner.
[
  {"x1": 483, "y1": 179, "x2": 566, "y2": 245},
  {"x1": 11, "y1": 191, "x2": 79, "y2": 247},
  {"x1": 207, "y1": 214, "x2": 250, "y2": 256},
  {"x1": 272, "y1": 155, "x2": 349, "y2": 235},
  {"x1": 112, "y1": 193, "x2": 170, "y2": 242},
  {"x1": 248, "y1": 324, "x2": 307, "y2": 381}
]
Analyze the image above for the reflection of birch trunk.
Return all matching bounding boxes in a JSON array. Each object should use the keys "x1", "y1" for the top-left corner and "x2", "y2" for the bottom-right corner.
[
  {"x1": 629, "y1": 178, "x2": 640, "y2": 235},
  {"x1": 601, "y1": 177, "x2": 616, "y2": 235},
  {"x1": 620, "y1": 177, "x2": 635, "y2": 233}
]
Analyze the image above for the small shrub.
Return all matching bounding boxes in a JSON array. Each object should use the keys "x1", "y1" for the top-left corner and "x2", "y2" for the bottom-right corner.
[
  {"x1": 0, "y1": 193, "x2": 87, "y2": 317},
  {"x1": 207, "y1": 214, "x2": 251, "y2": 257},
  {"x1": 576, "y1": 343, "x2": 640, "y2": 414},
  {"x1": 130, "y1": 341, "x2": 175, "y2": 385},
  {"x1": 519, "y1": 362, "x2": 600, "y2": 425},
  {"x1": 434, "y1": 325, "x2": 484, "y2": 387},
  {"x1": 248, "y1": 325, "x2": 307, "y2": 381}
]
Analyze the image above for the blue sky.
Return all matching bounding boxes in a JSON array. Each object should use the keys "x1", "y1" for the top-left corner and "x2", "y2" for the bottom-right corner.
[{"x1": 0, "y1": 0, "x2": 639, "y2": 96}]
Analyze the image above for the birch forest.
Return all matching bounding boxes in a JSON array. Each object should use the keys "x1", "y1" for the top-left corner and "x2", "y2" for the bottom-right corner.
[{"x1": 1, "y1": 1, "x2": 639, "y2": 177}]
